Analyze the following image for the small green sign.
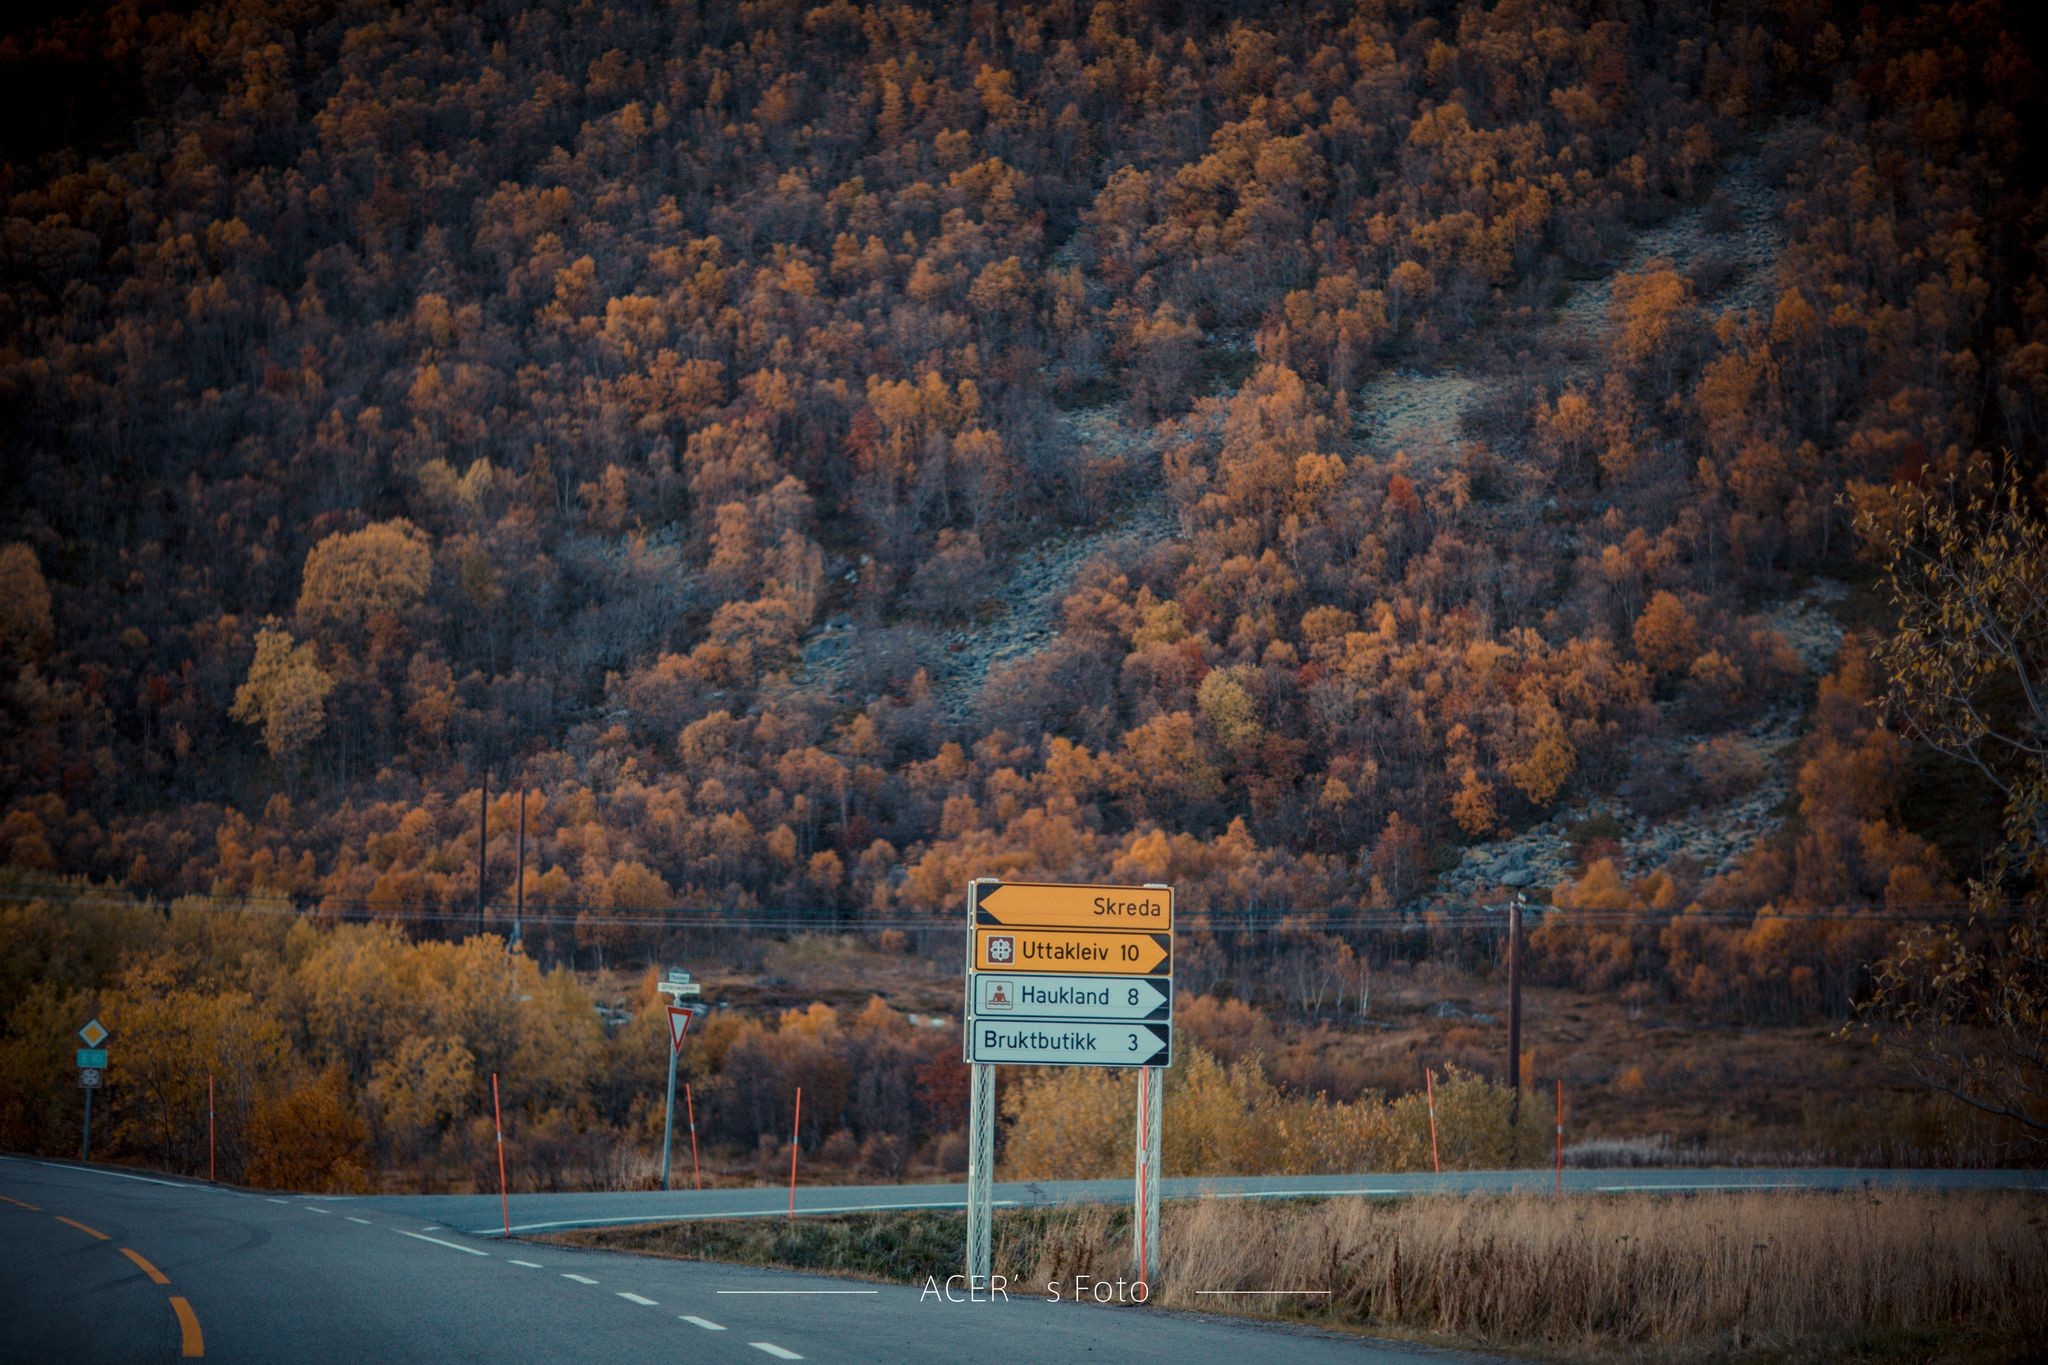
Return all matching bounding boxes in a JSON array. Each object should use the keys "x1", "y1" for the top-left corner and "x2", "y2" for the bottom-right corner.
[{"x1": 76, "y1": 1048, "x2": 107, "y2": 1068}]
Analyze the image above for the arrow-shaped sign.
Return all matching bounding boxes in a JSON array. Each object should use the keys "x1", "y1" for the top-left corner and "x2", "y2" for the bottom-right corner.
[
  {"x1": 975, "y1": 927, "x2": 1169, "y2": 976},
  {"x1": 970, "y1": 973, "x2": 1170, "y2": 1022},
  {"x1": 970, "y1": 1020, "x2": 1170, "y2": 1068},
  {"x1": 974, "y1": 881, "x2": 1173, "y2": 932},
  {"x1": 667, "y1": 1004, "x2": 696, "y2": 1053}
]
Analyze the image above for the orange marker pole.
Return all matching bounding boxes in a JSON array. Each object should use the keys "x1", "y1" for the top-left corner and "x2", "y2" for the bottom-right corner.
[
  {"x1": 1425, "y1": 1068, "x2": 1441, "y2": 1174},
  {"x1": 788, "y1": 1087, "x2": 802, "y2": 1220},
  {"x1": 685, "y1": 1083, "x2": 702, "y2": 1190},
  {"x1": 1554, "y1": 1078, "x2": 1564, "y2": 1197},
  {"x1": 493, "y1": 1072, "x2": 510, "y2": 1235}
]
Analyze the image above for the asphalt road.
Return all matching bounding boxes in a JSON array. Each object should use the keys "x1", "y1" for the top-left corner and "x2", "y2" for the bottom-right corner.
[
  {"x1": 346, "y1": 1165, "x2": 2048, "y2": 1237},
  {"x1": 0, "y1": 1156, "x2": 1471, "y2": 1364}
]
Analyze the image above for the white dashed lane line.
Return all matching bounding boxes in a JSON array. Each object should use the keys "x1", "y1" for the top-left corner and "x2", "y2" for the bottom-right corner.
[
  {"x1": 346, "y1": 1216, "x2": 371, "y2": 1225},
  {"x1": 616, "y1": 1292, "x2": 658, "y2": 1306},
  {"x1": 561, "y1": 1273, "x2": 599, "y2": 1285},
  {"x1": 396, "y1": 1229, "x2": 489, "y2": 1257},
  {"x1": 749, "y1": 1345, "x2": 803, "y2": 1360},
  {"x1": 307, "y1": 1205, "x2": 332, "y2": 1214},
  {"x1": 680, "y1": 1316, "x2": 725, "y2": 1331},
  {"x1": 509, "y1": 1260, "x2": 543, "y2": 1269},
  {"x1": 266, "y1": 1198, "x2": 289, "y2": 1205}
]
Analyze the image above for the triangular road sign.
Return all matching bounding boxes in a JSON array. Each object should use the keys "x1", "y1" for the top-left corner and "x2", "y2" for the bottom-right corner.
[{"x1": 667, "y1": 1004, "x2": 695, "y2": 1053}]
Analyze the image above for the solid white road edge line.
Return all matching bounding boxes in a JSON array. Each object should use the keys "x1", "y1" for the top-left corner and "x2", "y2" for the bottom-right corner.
[
  {"x1": 28, "y1": 1161, "x2": 192, "y2": 1190},
  {"x1": 396, "y1": 1229, "x2": 489, "y2": 1256},
  {"x1": 617, "y1": 1292, "x2": 658, "y2": 1305},
  {"x1": 749, "y1": 1345, "x2": 803, "y2": 1360},
  {"x1": 481, "y1": 1198, "x2": 1023, "y2": 1236},
  {"x1": 680, "y1": 1316, "x2": 726, "y2": 1331}
]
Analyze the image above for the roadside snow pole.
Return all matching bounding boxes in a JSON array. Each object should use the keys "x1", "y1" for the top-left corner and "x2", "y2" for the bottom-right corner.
[
  {"x1": 208, "y1": 1074, "x2": 216, "y2": 1183},
  {"x1": 1555, "y1": 1079, "x2": 1564, "y2": 1197},
  {"x1": 493, "y1": 1072, "x2": 510, "y2": 1235},
  {"x1": 788, "y1": 1087, "x2": 802, "y2": 1219},
  {"x1": 1426, "y1": 1068, "x2": 1441, "y2": 1174},
  {"x1": 685, "y1": 1082, "x2": 702, "y2": 1190}
]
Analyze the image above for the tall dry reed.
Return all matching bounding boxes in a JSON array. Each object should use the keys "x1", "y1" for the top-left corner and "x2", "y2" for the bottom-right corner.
[{"x1": 1012, "y1": 1191, "x2": 2047, "y2": 1354}]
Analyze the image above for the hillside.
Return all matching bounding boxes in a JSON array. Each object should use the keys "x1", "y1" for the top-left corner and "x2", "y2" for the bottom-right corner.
[{"x1": 2, "y1": 0, "x2": 2045, "y2": 1031}]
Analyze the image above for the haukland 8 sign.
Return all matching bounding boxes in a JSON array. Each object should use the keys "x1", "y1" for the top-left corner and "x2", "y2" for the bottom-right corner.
[{"x1": 964, "y1": 879, "x2": 1173, "y2": 1068}]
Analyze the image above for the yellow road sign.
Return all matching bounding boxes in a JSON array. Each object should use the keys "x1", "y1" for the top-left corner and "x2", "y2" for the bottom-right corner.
[
  {"x1": 973, "y1": 927, "x2": 1169, "y2": 976},
  {"x1": 973, "y1": 881, "x2": 1173, "y2": 932}
]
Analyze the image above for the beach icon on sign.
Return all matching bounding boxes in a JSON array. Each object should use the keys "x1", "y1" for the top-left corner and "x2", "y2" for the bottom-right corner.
[{"x1": 981, "y1": 978, "x2": 1015, "y2": 1011}]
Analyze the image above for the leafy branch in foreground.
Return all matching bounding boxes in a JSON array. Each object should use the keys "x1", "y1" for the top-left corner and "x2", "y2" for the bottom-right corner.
[{"x1": 1848, "y1": 458, "x2": 2048, "y2": 1147}]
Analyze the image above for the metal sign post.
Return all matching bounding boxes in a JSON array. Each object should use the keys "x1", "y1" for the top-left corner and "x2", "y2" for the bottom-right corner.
[
  {"x1": 657, "y1": 980, "x2": 697, "y2": 1192},
  {"x1": 965, "y1": 1060, "x2": 994, "y2": 1288},
  {"x1": 1134, "y1": 1066, "x2": 1161, "y2": 1282},
  {"x1": 963, "y1": 880, "x2": 1172, "y2": 1292},
  {"x1": 77, "y1": 1019, "x2": 109, "y2": 1163}
]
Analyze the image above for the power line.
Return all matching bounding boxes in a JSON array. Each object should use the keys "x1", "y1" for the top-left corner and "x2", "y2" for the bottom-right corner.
[{"x1": 0, "y1": 878, "x2": 2003, "y2": 935}]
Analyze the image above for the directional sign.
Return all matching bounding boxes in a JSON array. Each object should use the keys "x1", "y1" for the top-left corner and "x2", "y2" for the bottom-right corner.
[
  {"x1": 76, "y1": 1048, "x2": 107, "y2": 1069},
  {"x1": 78, "y1": 1067, "x2": 103, "y2": 1089},
  {"x1": 78, "y1": 1019, "x2": 108, "y2": 1048},
  {"x1": 667, "y1": 1004, "x2": 697, "y2": 1053},
  {"x1": 974, "y1": 927, "x2": 1168, "y2": 976},
  {"x1": 974, "y1": 973, "x2": 1169, "y2": 1022},
  {"x1": 667, "y1": 970, "x2": 691, "y2": 984},
  {"x1": 973, "y1": 881, "x2": 1173, "y2": 932},
  {"x1": 970, "y1": 1021, "x2": 1170, "y2": 1068}
]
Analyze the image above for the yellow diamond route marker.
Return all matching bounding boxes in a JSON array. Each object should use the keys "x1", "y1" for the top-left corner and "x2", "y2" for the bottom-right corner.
[{"x1": 77, "y1": 1019, "x2": 109, "y2": 1048}]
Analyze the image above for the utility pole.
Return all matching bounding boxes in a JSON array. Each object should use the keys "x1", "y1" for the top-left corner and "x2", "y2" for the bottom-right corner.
[
  {"x1": 513, "y1": 787, "x2": 526, "y2": 950},
  {"x1": 1508, "y1": 894, "x2": 1524, "y2": 1163},
  {"x1": 477, "y1": 769, "x2": 489, "y2": 934},
  {"x1": 1508, "y1": 894, "x2": 1523, "y2": 1093}
]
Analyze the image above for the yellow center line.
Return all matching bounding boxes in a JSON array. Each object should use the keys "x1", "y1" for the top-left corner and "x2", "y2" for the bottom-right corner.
[
  {"x1": 0, "y1": 1193, "x2": 41, "y2": 1211},
  {"x1": 121, "y1": 1247, "x2": 171, "y2": 1285},
  {"x1": 170, "y1": 1296, "x2": 204, "y2": 1357},
  {"x1": 54, "y1": 1215, "x2": 110, "y2": 1241}
]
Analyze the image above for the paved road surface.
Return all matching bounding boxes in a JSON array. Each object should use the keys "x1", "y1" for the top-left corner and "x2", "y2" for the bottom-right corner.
[
  {"x1": 0, "y1": 1156, "x2": 1472, "y2": 1364},
  {"x1": 345, "y1": 1165, "x2": 2048, "y2": 1236}
]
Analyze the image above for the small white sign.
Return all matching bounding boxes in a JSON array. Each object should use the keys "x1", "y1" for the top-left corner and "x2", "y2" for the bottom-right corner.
[{"x1": 667, "y1": 1004, "x2": 697, "y2": 1053}]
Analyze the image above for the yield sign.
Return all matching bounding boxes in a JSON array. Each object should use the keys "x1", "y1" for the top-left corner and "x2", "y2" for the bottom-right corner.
[{"x1": 667, "y1": 1004, "x2": 695, "y2": 1053}]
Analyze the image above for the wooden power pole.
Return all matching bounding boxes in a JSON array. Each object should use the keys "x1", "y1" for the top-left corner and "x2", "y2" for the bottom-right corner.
[
  {"x1": 1508, "y1": 893, "x2": 1524, "y2": 1162},
  {"x1": 1508, "y1": 894, "x2": 1523, "y2": 1093},
  {"x1": 477, "y1": 769, "x2": 489, "y2": 932},
  {"x1": 513, "y1": 787, "x2": 526, "y2": 950}
]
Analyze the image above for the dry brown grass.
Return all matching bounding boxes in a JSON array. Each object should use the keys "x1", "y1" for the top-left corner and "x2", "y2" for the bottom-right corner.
[{"x1": 1009, "y1": 1192, "x2": 2048, "y2": 1359}]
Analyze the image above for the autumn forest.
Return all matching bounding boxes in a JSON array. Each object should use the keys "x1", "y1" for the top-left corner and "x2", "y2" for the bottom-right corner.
[{"x1": 3, "y1": 0, "x2": 2046, "y2": 1184}]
